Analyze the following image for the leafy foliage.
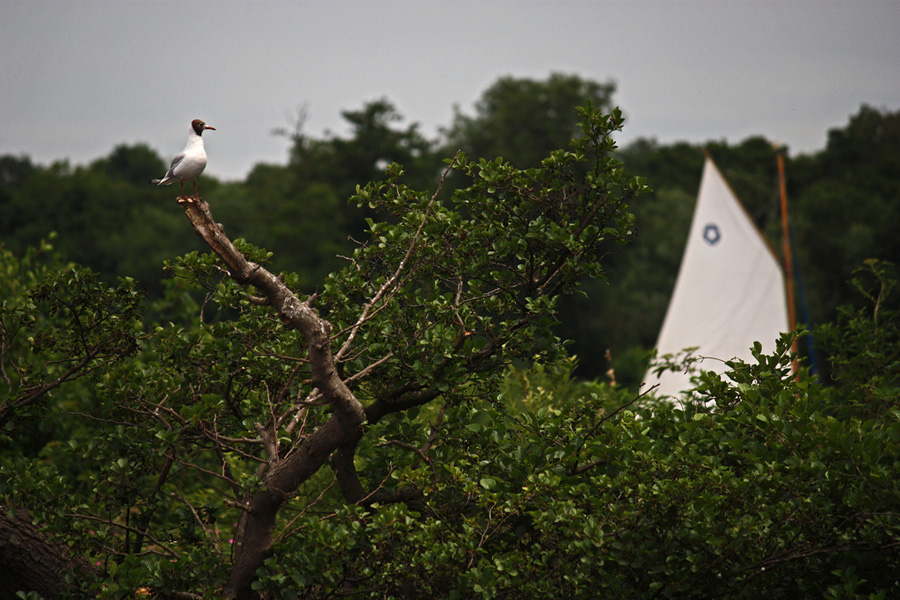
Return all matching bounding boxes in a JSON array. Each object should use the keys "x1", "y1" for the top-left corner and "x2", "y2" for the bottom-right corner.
[
  {"x1": 3, "y1": 102, "x2": 649, "y2": 598},
  {"x1": 0, "y1": 242, "x2": 143, "y2": 448},
  {"x1": 2, "y1": 75, "x2": 900, "y2": 599},
  {"x1": 319, "y1": 104, "x2": 640, "y2": 413},
  {"x1": 247, "y1": 328, "x2": 900, "y2": 599},
  {"x1": 443, "y1": 73, "x2": 616, "y2": 169},
  {"x1": 814, "y1": 260, "x2": 900, "y2": 419},
  {"x1": 2, "y1": 79, "x2": 898, "y2": 385}
]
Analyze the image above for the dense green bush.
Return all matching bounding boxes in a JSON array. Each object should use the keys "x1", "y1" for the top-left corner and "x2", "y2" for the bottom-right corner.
[{"x1": 2, "y1": 99, "x2": 898, "y2": 598}]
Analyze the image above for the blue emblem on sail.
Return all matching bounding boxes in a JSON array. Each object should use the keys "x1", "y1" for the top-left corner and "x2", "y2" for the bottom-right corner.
[{"x1": 703, "y1": 223, "x2": 721, "y2": 245}]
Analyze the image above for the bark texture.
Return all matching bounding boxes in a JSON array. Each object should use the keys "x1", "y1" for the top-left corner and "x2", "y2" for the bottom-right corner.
[
  {"x1": 0, "y1": 507, "x2": 99, "y2": 600},
  {"x1": 177, "y1": 196, "x2": 366, "y2": 600}
]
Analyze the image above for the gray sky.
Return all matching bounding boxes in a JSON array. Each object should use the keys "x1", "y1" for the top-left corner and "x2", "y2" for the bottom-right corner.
[{"x1": 2, "y1": 0, "x2": 899, "y2": 181}]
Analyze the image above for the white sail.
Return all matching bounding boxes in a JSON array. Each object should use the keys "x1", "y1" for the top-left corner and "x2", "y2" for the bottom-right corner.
[{"x1": 643, "y1": 157, "x2": 789, "y2": 398}]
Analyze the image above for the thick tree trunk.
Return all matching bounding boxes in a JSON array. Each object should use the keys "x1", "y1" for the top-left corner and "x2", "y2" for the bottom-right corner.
[
  {"x1": 0, "y1": 507, "x2": 99, "y2": 600},
  {"x1": 224, "y1": 412, "x2": 362, "y2": 599}
]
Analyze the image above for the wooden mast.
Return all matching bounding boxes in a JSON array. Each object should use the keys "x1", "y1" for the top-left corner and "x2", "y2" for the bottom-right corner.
[{"x1": 777, "y1": 152, "x2": 800, "y2": 371}]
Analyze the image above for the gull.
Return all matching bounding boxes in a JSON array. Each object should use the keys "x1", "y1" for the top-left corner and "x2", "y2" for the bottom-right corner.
[{"x1": 151, "y1": 119, "x2": 215, "y2": 198}]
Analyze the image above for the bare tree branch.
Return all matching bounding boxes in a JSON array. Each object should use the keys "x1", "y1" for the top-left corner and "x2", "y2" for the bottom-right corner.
[{"x1": 177, "y1": 194, "x2": 367, "y2": 600}]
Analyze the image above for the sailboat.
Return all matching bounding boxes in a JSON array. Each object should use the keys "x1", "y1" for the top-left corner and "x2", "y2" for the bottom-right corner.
[{"x1": 642, "y1": 155, "x2": 792, "y2": 398}]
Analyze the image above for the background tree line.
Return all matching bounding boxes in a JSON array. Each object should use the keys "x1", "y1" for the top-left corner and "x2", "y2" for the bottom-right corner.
[
  {"x1": 1, "y1": 74, "x2": 898, "y2": 598},
  {"x1": 2, "y1": 73, "x2": 898, "y2": 385}
]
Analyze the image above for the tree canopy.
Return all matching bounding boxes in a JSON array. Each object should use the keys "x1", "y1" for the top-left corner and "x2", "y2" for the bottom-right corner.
[
  {"x1": 442, "y1": 73, "x2": 614, "y2": 165},
  {"x1": 4, "y1": 102, "x2": 650, "y2": 598},
  {"x1": 1, "y1": 75, "x2": 898, "y2": 383},
  {"x1": 1, "y1": 74, "x2": 899, "y2": 599}
]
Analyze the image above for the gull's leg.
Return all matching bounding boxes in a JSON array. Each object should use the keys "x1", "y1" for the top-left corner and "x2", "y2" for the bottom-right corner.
[{"x1": 193, "y1": 179, "x2": 200, "y2": 198}]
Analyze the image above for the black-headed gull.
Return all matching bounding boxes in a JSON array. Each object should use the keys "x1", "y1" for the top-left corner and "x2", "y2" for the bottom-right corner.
[{"x1": 151, "y1": 119, "x2": 215, "y2": 198}]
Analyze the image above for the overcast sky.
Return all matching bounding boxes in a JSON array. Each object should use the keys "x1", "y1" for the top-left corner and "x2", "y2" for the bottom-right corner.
[{"x1": 2, "y1": 0, "x2": 899, "y2": 181}]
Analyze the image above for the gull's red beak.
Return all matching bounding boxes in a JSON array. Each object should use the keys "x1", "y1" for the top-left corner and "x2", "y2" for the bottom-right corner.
[{"x1": 205, "y1": 125, "x2": 216, "y2": 131}]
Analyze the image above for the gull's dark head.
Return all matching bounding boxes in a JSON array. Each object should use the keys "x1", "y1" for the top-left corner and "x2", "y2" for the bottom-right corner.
[{"x1": 192, "y1": 119, "x2": 216, "y2": 136}]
